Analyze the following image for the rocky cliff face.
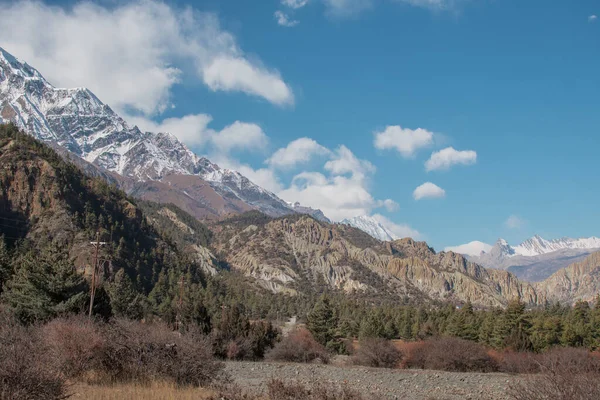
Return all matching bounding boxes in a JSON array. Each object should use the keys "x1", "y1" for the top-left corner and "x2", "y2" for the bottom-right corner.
[
  {"x1": 536, "y1": 251, "x2": 600, "y2": 305},
  {"x1": 211, "y1": 214, "x2": 539, "y2": 308}
]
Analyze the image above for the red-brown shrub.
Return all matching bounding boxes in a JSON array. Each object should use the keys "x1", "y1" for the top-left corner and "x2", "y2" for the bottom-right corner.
[
  {"x1": 508, "y1": 348, "x2": 600, "y2": 400},
  {"x1": 265, "y1": 327, "x2": 330, "y2": 364},
  {"x1": 404, "y1": 336, "x2": 498, "y2": 372},
  {"x1": 352, "y1": 338, "x2": 402, "y2": 368},
  {"x1": 41, "y1": 315, "x2": 105, "y2": 379},
  {"x1": 99, "y1": 319, "x2": 223, "y2": 386}
]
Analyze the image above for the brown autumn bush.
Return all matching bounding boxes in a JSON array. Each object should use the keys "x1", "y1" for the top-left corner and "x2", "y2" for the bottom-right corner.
[
  {"x1": 405, "y1": 336, "x2": 498, "y2": 372},
  {"x1": 41, "y1": 315, "x2": 106, "y2": 379},
  {"x1": 0, "y1": 318, "x2": 68, "y2": 400},
  {"x1": 265, "y1": 327, "x2": 330, "y2": 364},
  {"x1": 352, "y1": 338, "x2": 402, "y2": 368},
  {"x1": 498, "y1": 351, "x2": 543, "y2": 374},
  {"x1": 508, "y1": 347, "x2": 600, "y2": 400},
  {"x1": 99, "y1": 319, "x2": 223, "y2": 386}
]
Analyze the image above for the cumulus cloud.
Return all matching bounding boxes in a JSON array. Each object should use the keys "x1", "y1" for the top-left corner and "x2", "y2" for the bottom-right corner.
[
  {"x1": 211, "y1": 121, "x2": 269, "y2": 153},
  {"x1": 374, "y1": 125, "x2": 434, "y2": 157},
  {"x1": 274, "y1": 10, "x2": 299, "y2": 26},
  {"x1": 372, "y1": 213, "x2": 421, "y2": 239},
  {"x1": 505, "y1": 215, "x2": 525, "y2": 229},
  {"x1": 129, "y1": 114, "x2": 214, "y2": 147},
  {"x1": 267, "y1": 138, "x2": 331, "y2": 169},
  {"x1": 282, "y1": 0, "x2": 309, "y2": 9},
  {"x1": 0, "y1": 0, "x2": 293, "y2": 115},
  {"x1": 202, "y1": 56, "x2": 294, "y2": 106},
  {"x1": 589, "y1": 15, "x2": 598, "y2": 23},
  {"x1": 413, "y1": 182, "x2": 446, "y2": 200},
  {"x1": 277, "y1": 145, "x2": 394, "y2": 221},
  {"x1": 444, "y1": 241, "x2": 492, "y2": 257},
  {"x1": 130, "y1": 115, "x2": 267, "y2": 154},
  {"x1": 425, "y1": 147, "x2": 477, "y2": 171}
]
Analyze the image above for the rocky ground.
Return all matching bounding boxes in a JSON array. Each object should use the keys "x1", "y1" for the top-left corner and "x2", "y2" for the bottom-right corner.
[{"x1": 223, "y1": 361, "x2": 523, "y2": 400}]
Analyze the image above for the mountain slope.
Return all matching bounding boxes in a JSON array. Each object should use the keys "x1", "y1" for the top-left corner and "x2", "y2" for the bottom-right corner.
[
  {"x1": 0, "y1": 47, "x2": 295, "y2": 220},
  {"x1": 0, "y1": 123, "x2": 217, "y2": 293},
  {"x1": 536, "y1": 251, "x2": 600, "y2": 305},
  {"x1": 211, "y1": 212, "x2": 539, "y2": 308},
  {"x1": 340, "y1": 215, "x2": 397, "y2": 241}
]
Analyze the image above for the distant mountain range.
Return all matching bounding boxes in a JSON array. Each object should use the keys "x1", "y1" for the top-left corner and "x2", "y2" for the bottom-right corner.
[{"x1": 447, "y1": 235, "x2": 600, "y2": 282}]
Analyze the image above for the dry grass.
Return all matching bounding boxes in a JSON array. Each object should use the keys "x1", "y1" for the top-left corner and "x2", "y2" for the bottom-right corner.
[{"x1": 71, "y1": 382, "x2": 217, "y2": 400}]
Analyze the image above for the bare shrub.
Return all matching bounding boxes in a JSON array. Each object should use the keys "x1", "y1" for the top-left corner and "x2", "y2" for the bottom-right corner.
[
  {"x1": 265, "y1": 327, "x2": 330, "y2": 364},
  {"x1": 0, "y1": 320, "x2": 68, "y2": 400},
  {"x1": 41, "y1": 315, "x2": 105, "y2": 379},
  {"x1": 498, "y1": 351, "x2": 543, "y2": 374},
  {"x1": 352, "y1": 338, "x2": 402, "y2": 368},
  {"x1": 405, "y1": 336, "x2": 498, "y2": 372},
  {"x1": 99, "y1": 319, "x2": 223, "y2": 386},
  {"x1": 508, "y1": 348, "x2": 600, "y2": 400}
]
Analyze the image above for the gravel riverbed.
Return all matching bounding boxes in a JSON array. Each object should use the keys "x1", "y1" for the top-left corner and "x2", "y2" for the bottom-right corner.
[{"x1": 223, "y1": 361, "x2": 522, "y2": 400}]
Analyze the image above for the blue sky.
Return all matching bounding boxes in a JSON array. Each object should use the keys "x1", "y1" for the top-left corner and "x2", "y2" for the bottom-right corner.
[{"x1": 1, "y1": 0, "x2": 599, "y2": 251}]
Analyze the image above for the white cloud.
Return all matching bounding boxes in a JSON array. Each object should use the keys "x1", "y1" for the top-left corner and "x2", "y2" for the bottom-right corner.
[
  {"x1": 381, "y1": 199, "x2": 399, "y2": 212},
  {"x1": 267, "y1": 138, "x2": 331, "y2": 169},
  {"x1": 211, "y1": 121, "x2": 269, "y2": 153},
  {"x1": 505, "y1": 215, "x2": 525, "y2": 229},
  {"x1": 413, "y1": 182, "x2": 446, "y2": 200},
  {"x1": 322, "y1": 0, "x2": 373, "y2": 16},
  {"x1": 202, "y1": 56, "x2": 294, "y2": 106},
  {"x1": 0, "y1": 0, "x2": 293, "y2": 115},
  {"x1": 425, "y1": 147, "x2": 477, "y2": 171},
  {"x1": 372, "y1": 214, "x2": 420, "y2": 239},
  {"x1": 396, "y1": 0, "x2": 451, "y2": 10},
  {"x1": 445, "y1": 241, "x2": 492, "y2": 257},
  {"x1": 374, "y1": 125, "x2": 434, "y2": 157},
  {"x1": 282, "y1": 0, "x2": 309, "y2": 8},
  {"x1": 215, "y1": 155, "x2": 283, "y2": 194},
  {"x1": 277, "y1": 145, "x2": 393, "y2": 221},
  {"x1": 589, "y1": 15, "x2": 598, "y2": 23},
  {"x1": 324, "y1": 145, "x2": 375, "y2": 181},
  {"x1": 128, "y1": 113, "x2": 214, "y2": 147},
  {"x1": 129, "y1": 114, "x2": 267, "y2": 154},
  {"x1": 274, "y1": 10, "x2": 300, "y2": 27}
]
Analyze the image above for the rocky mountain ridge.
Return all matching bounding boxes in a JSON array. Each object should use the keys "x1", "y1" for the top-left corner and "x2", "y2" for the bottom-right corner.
[{"x1": 0, "y1": 47, "x2": 296, "y2": 220}]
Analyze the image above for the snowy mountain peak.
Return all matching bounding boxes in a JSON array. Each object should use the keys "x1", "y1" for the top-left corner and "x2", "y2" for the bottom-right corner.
[
  {"x1": 340, "y1": 215, "x2": 398, "y2": 242},
  {"x1": 0, "y1": 46, "x2": 296, "y2": 217},
  {"x1": 513, "y1": 235, "x2": 600, "y2": 257}
]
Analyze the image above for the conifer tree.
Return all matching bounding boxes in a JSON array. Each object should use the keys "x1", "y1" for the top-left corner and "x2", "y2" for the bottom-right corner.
[
  {"x1": 2, "y1": 249, "x2": 88, "y2": 323},
  {"x1": 107, "y1": 269, "x2": 146, "y2": 319},
  {"x1": 307, "y1": 294, "x2": 337, "y2": 346}
]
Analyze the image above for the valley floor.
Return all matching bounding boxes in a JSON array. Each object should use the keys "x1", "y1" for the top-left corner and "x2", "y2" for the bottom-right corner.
[{"x1": 73, "y1": 361, "x2": 522, "y2": 400}]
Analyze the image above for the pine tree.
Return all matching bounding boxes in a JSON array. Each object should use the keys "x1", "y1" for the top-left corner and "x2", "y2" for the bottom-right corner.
[
  {"x1": 107, "y1": 269, "x2": 146, "y2": 319},
  {"x1": 0, "y1": 235, "x2": 12, "y2": 292},
  {"x1": 307, "y1": 294, "x2": 337, "y2": 346},
  {"x1": 2, "y1": 249, "x2": 88, "y2": 323}
]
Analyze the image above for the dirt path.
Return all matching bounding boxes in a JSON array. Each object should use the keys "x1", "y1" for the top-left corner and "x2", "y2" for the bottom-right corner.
[{"x1": 223, "y1": 361, "x2": 522, "y2": 400}]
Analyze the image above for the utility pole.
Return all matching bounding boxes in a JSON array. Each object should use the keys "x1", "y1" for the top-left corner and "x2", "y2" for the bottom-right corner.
[
  {"x1": 175, "y1": 276, "x2": 185, "y2": 332},
  {"x1": 88, "y1": 232, "x2": 107, "y2": 318}
]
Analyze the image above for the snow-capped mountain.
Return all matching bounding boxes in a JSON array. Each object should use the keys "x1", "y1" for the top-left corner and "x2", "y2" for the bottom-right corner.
[
  {"x1": 512, "y1": 235, "x2": 600, "y2": 257},
  {"x1": 0, "y1": 46, "x2": 295, "y2": 218},
  {"x1": 340, "y1": 215, "x2": 399, "y2": 242},
  {"x1": 458, "y1": 235, "x2": 600, "y2": 282}
]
